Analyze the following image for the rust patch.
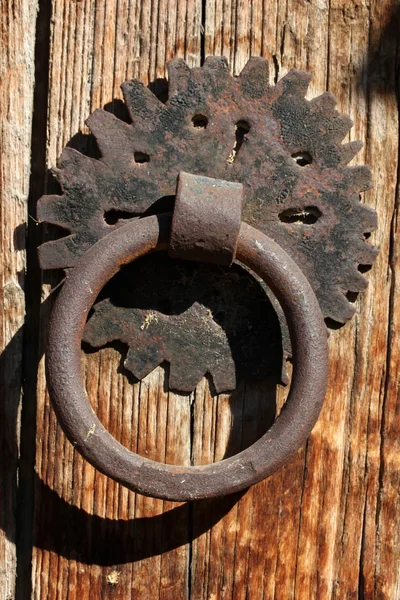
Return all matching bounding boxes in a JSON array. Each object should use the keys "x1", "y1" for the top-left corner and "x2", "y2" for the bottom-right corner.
[{"x1": 83, "y1": 251, "x2": 286, "y2": 393}]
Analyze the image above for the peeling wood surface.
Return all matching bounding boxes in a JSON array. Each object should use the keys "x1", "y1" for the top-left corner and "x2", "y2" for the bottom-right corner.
[{"x1": 1, "y1": 0, "x2": 399, "y2": 598}]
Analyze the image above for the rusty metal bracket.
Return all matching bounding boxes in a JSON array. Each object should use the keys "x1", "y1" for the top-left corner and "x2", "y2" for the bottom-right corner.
[
  {"x1": 37, "y1": 56, "x2": 378, "y2": 393},
  {"x1": 169, "y1": 172, "x2": 243, "y2": 265}
]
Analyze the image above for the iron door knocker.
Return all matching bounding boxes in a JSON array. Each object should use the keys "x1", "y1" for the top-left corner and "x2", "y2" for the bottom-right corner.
[{"x1": 38, "y1": 57, "x2": 378, "y2": 501}]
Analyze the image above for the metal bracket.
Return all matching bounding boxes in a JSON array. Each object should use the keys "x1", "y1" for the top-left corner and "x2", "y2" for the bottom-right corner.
[{"x1": 169, "y1": 172, "x2": 242, "y2": 266}]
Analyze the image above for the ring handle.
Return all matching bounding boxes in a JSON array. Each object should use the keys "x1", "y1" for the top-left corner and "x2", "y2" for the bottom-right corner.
[{"x1": 46, "y1": 212, "x2": 328, "y2": 501}]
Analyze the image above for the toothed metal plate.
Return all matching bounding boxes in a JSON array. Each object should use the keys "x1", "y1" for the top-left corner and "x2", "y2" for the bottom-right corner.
[{"x1": 38, "y1": 56, "x2": 378, "y2": 392}]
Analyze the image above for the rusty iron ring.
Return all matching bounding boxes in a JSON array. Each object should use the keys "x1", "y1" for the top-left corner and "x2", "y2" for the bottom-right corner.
[{"x1": 46, "y1": 213, "x2": 329, "y2": 501}]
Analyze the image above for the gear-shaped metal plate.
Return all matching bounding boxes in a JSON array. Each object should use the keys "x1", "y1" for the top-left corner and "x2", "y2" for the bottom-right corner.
[
  {"x1": 82, "y1": 253, "x2": 286, "y2": 393},
  {"x1": 38, "y1": 56, "x2": 378, "y2": 392}
]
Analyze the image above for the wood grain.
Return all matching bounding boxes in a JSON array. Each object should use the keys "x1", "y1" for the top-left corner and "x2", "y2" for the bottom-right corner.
[
  {"x1": 1, "y1": 0, "x2": 398, "y2": 597},
  {"x1": 0, "y1": 1, "x2": 38, "y2": 598}
]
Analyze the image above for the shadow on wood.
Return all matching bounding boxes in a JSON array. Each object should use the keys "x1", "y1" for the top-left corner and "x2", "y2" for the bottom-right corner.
[{"x1": 1, "y1": 287, "x2": 282, "y2": 568}]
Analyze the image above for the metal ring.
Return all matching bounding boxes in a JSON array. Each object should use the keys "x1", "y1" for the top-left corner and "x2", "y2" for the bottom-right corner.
[{"x1": 46, "y1": 213, "x2": 329, "y2": 501}]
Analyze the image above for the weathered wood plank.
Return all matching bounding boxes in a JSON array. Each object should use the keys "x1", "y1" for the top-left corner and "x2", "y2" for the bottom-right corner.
[{"x1": 0, "y1": 1, "x2": 38, "y2": 598}]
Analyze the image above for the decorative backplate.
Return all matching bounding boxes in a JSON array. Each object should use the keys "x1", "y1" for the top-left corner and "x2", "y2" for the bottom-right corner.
[{"x1": 38, "y1": 57, "x2": 378, "y2": 392}]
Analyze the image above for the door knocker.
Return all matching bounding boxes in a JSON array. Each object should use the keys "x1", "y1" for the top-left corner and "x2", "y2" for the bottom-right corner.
[{"x1": 38, "y1": 57, "x2": 378, "y2": 501}]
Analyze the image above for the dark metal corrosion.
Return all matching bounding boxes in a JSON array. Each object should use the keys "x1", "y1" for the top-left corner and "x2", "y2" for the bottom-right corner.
[
  {"x1": 46, "y1": 213, "x2": 328, "y2": 501},
  {"x1": 38, "y1": 56, "x2": 378, "y2": 392},
  {"x1": 169, "y1": 172, "x2": 242, "y2": 265},
  {"x1": 83, "y1": 254, "x2": 287, "y2": 393}
]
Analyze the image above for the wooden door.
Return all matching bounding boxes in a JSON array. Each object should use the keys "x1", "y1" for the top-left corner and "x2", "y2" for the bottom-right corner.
[{"x1": 1, "y1": 1, "x2": 399, "y2": 598}]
